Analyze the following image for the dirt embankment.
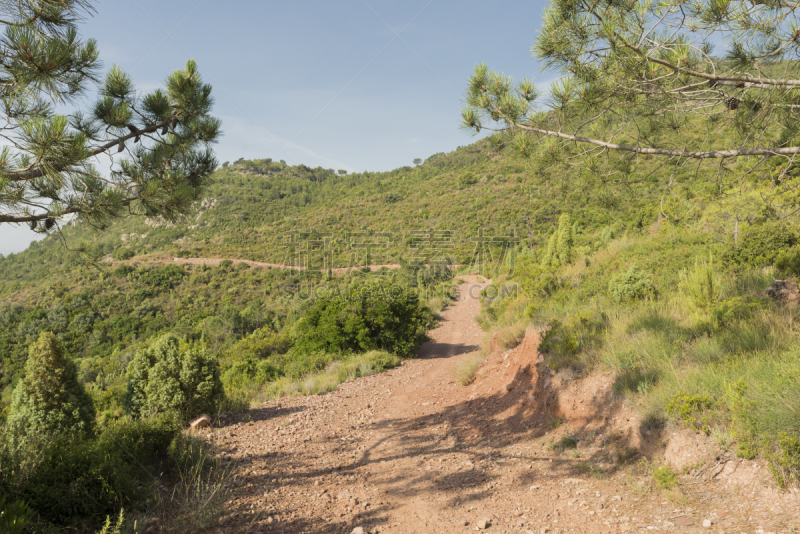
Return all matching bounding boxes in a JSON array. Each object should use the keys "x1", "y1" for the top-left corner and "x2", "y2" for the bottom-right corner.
[{"x1": 204, "y1": 276, "x2": 800, "y2": 534}]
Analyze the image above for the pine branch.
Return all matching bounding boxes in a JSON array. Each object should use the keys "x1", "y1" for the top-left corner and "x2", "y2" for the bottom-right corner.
[
  {"x1": 4, "y1": 119, "x2": 173, "y2": 181},
  {"x1": 515, "y1": 122, "x2": 800, "y2": 159}
]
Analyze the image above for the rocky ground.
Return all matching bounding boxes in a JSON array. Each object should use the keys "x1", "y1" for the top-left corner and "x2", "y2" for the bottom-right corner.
[{"x1": 204, "y1": 276, "x2": 800, "y2": 534}]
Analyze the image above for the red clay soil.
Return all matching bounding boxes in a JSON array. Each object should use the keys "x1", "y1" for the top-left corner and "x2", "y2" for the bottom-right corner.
[{"x1": 205, "y1": 276, "x2": 800, "y2": 534}]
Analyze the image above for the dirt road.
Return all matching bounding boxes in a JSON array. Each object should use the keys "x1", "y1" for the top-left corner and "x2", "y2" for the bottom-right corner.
[{"x1": 210, "y1": 276, "x2": 799, "y2": 534}]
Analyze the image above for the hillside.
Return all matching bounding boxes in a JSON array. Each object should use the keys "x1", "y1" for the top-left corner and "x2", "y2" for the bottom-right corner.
[{"x1": 2, "y1": 136, "x2": 800, "y2": 531}]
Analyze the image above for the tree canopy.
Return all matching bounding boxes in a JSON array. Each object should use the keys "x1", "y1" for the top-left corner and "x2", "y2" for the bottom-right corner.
[
  {"x1": 0, "y1": 0, "x2": 220, "y2": 233},
  {"x1": 462, "y1": 0, "x2": 800, "y2": 207}
]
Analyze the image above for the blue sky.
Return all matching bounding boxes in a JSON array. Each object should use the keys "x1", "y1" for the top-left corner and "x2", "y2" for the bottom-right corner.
[{"x1": 0, "y1": 0, "x2": 550, "y2": 255}]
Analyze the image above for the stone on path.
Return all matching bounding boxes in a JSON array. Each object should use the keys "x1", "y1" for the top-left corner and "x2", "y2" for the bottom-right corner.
[{"x1": 189, "y1": 414, "x2": 211, "y2": 430}]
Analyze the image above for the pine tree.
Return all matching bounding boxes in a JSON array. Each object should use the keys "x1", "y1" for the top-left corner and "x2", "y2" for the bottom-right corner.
[
  {"x1": 0, "y1": 1, "x2": 220, "y2": 232},
  {"x1": 123, "y1": 335, "x2": 224, "y2": 421},
  {"x1": 8, "y1": 332, "x2": 95, "y2": 438},
  {"x1": 461, "y1": 0, "x2": 800, "y2": 208},
  {"x1": 541, "y1": 232, "x2": 558, "y2": 267},
  {"x1": 556, "y1": 213, "x2": 574, "y2": 265}
]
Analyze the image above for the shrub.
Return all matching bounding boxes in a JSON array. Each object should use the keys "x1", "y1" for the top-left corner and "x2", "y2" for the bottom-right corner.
[
  {"x1": 556, "y1": 213, "x2": 574, "y2": 265},
  {"x1": 666, "y1": 392, "x2": 715, "y2": 433},
  {"x1": 774, "y1": 246, "x2": 800, "y2": 277},
  {"x1": 0, "y1": 497, "x2": 33, "y2": 534},
  {"x1": 608, "y1": 266, "x2": 656, "y2": 302},
  {"x1": 294, "y1": 281, "x2": 433, "y2": 355},
  {"x1": 766, "y1": 432, "x2": 800, "y2": 489},
  {"x1": 137, "y1": 265, "x2": 185, "y2": 289},
  {"x1": 452, "y1": 353, "x2": 485, "y2": 386},
  {"x1": 728, "y1": 222, "x2": 797, "y2": 268},
  {"x1": 112, "y1": 248, "x2": 135, "y2": 261},
  {"x1": 123, "y1": 335, "x2": 224, "y2": 421},
  {"x1": 652, "y1": 465, "x2": 678, "y2": 489},
  {"x1": 0, "y1": 416, "x2": 183, "y2": 527},
  {"x1": 227, "y1": 328, "x2": 290, "y2": 359},
  {"x1": 112, "y1": 264, "x2": 134, "y2": 277},
  {"x1": 710, "y1": 296, "x2": 767, "y2": 327},
  {"x1": 222, "y1": 357, "x2": 281, "y2": 389},
  {"x1": 498, "y1": 323, "x2": 527, "y2": 350},
  {"x1": 8, "y1": 333, "x2": 95, "y2": 439},
  {"x1": 457, "y1": 172, "x2": 478, "y2": 188},
  {"x1": 679, "y1": 256, "x2": 724, "y2": 309}
]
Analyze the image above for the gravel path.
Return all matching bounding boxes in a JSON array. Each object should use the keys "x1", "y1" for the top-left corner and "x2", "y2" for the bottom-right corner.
[{"x1": 208, "y1": 276, "x2": 800, "y2": 534}]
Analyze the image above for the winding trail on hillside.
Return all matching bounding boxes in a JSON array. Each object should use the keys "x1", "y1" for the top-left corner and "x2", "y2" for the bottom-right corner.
[
  {"x1": 207, "y1": 276, "x2": 799, "y2": 534},
  {"x1": 171, "y1": 257, "x2": 402, "y2": 274}
]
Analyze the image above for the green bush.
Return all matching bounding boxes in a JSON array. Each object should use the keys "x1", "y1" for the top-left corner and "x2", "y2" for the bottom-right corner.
[
  {"x1": 0, "y1": 416, "x2": 182, "y2": 527},
  {"x1": 775, "y1": 246, "x2": 800, "y2": 277},
  {"x1": 293, "y1": 281, "x2": 433, "y2": 355},
  {"x1": 8, "y1": 333, "x2": 95, "y2": 439},
  {"x1": 766, "y1": 432, "x2": 800, "y2": 489},
  {"x1": 666, "y1": 392, "x2": 715, "y2": 433},
  {"x1": 112, "y1": 265, "x2": 134, "y2": 277},
  {"x1": 226, "y1": 328, "x2": 290, "y2": 359},
  {"x1": 540, "y1": 311, "x2": 606, "y2": 371},
  {"x1": 679, "y1": 257, "x2": 724, "y2": 309},
  {"x1": 222, "y1": 356, "x2": 281, "y2": 388},
  {"x1": 710, "y1": 296, "x2": 767, "y2": 327},
  {"x1": 0, "y1": 496, "x2": 33, "y2": 534},
  {"x1": 652, "y1": 465, "x2": 678, "y2": 489},
  {"x1": 608, "y1": 266, "x2": 656, "y2": 302},
  {"x1": 112, "y1": 248, "x2": 135, "y2": 261},
  {"x1": 123, "y1": 335, "x2": 224, "y2": 420},
  {"x1": 727, "y1": 222, "x2": 797, "y2": 267}
]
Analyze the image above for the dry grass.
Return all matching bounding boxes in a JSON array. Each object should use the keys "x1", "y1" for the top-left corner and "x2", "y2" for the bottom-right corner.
[
  {"x1": 452, "y1": 353, "x2": 485, "y2": 386},
  {"x1": 498, "y1": 322, "x2": 527, "y2": 350}
]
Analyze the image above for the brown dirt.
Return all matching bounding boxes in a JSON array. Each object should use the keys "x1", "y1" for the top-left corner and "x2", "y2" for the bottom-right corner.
[
  {"x1": 171, "y1": 257, "x2": 403, "y2": 275},
  {"x1": 205, "y1": 276, "x2": 800, "y2": 534}
]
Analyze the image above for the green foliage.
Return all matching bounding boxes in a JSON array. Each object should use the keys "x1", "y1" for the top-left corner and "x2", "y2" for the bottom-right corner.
[
  {"x1": 112, "y1": 248, "x2": 135, "y2": 261},
  {"x1": 556, "y1": 213, "x2": 574, "y2": 265},
  {"x1": 136, "y1": 264, "x2": 186, "y2": 289},
  {"x1": 775, "y1": 246, "x2": 800, "y2": 277},
  {"x1": 123, "y1": 335, "x2": 224, "y2": 421},
  {"x1": 710, "y1": 296, "x2": 767, "y2": 327},
  {"x1": 539, "y1": 311, "x2": 606, "y2": 372},
  {"x1": 766, "y1": 432, "x2": 800, "y2": 489},
  {"x1": 0, "y1": 496, "x2": 33, "y2": 534},
  {"x1": 666, "y1": 392, "x2": 715, "y2": 434},
  {"x1": 540, "y1": 232, "x2": 558, "y2": 267},
  {"x1": 679, "y1": 256, "x2": 724, "y2": 309},
  {"x1": 608, "y1": 266, "x2": 656, "y2": 303},
  {"x1": 457, "y1": 171, "x2": 478, "y2": 188},
  {"x1": 556, "y1": 435, "x2": 578, "y2": 451},
  {"x1": 652, "y1": 465, "x2": 678, "y2": 489},
  {"x1": 0, "y1": 0, "x2": 219, "y2": 230},
  {"x1": 462, "y1": 0, "x2": 800, "y2": 215},
  {"x1": 8, "y1": 332, "x2": 95, "y2": 439},
  {"x1": 225, "y1": 328, "x2": 290, "y2": 360},
  {"x1": 293, "y1": 282, "x2": 433, "y2": 356},
  {"x1": 0, "y1": 415, "x2": 182, "y2": 528},
  {"x1": 728, "y1": 222, "x2": 798, "y2": 268}
]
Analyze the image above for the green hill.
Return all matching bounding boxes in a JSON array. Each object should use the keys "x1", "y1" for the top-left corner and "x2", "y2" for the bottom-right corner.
[{"x1": 2, "y1": 132, "x2": 800, "y2": 506}]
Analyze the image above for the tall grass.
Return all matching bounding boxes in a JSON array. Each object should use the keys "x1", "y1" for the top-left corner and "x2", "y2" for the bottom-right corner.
[
  {"x1": 452, "y1": 352, "x2": 486, "y2": 386},
  {"x1": 478, "y1": 231, "x2": 800, "y2": 485},
  {"x1": 258, "y1": 351, "x2": 401, "y2": 402}
]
